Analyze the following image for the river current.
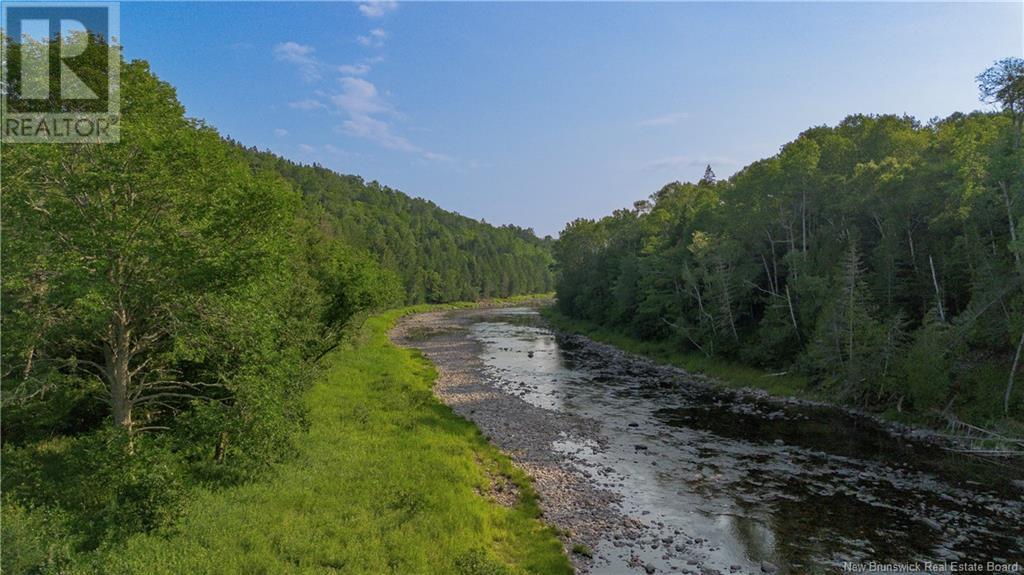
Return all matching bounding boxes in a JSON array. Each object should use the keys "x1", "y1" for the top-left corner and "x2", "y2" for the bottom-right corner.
[{"x1": 458, "y1": 307, "x2": 1024, "y2": 574}]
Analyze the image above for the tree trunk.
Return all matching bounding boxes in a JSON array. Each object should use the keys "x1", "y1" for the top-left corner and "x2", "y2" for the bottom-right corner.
[
  {"x1": 215, "y1": 431, "x2": 229, "y2": 463},
  {"x1": 1006, "y1": 328, "x2": 1024, "y2": 415},
  {"x1": 761, "y1": 254, "x2": 777, "y2": 296},
  {"x1": 999, "y1": 181, "x2": 1020, "y2": 269},
  {"x1": 929, "y1": 255, "x2": 945, "y2": 322},
  {"x1": 716, "y1": 258, "x2": 739, "y2": 343},
  {"x1": 786, "y1": 284, "x2": 801, "y2": 343},
  {"x1": 767, "y1": 230, "x2": 780, "y2": 284},
  {"x1": 801, "y1": 190, "x2": 808, "y2": 253},
  {"x1": 104, "y1": 307, "x2": 133, "y2": 431},
  {"x1": 907, "y1": 227, "x2": 918, "y2": 271}
]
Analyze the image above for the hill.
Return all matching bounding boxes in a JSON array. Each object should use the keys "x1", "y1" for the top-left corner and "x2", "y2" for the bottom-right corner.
[{"x1": 241, "y1": 147, "x2": 554, "y2": 304}]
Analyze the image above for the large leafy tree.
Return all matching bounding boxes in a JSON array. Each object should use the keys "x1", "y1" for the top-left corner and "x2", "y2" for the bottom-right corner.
[{"x1": 3, "y1": 60, "x2": 299, "y2": 438}]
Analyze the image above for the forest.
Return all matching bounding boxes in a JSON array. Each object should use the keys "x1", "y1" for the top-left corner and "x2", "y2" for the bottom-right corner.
[
  {"x1": 241, "y1": 147, "x2": 554, "y2": 304},
  {"x1": 1, "y1": 52, "x2": 555, "y2": 572},
  {"x1": 3, "y1": 23, "x2": 1022, "y2": 574},
  {"x1": 553, "y1": 59, "x2": 1024, "y2": 431}
]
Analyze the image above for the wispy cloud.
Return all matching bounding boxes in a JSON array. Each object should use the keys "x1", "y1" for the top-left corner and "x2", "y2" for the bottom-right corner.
[
  {"x1": 421, "y1": 151, "x2": 453, "y2": 162},
  {"x1": 273, "y1": 128, "x2": 288, "y2": 137},
  {"x1": 328, "y1": 76, "x2": 447, "y2": 161},
  {"x1": 297, "y1": 143, "x2": 362, "y2": 160},
  {"x1": 357, "y1": 28, "x2": 388, "y2": 48},
  {"x1": 339, "y1": 115, "x2": 418, "y2": 152},
  {"x1": 358, "y1": 0, "x2": 397, "y2": 19},
  {"x1": 644, "y1": 155, "x2": 736, "y2": 172},
  {"x1": 289, "y1": 98, "x2": 327, "y2": 111},
  {"x1": 331, "y1": 77, "x2": 393, "y2": 117},
  {"x1": 637, "y1": 112, "x2": 689, "y2": 127},
  {"x1": 273, "y1": 41, "x2": 320, "y2": 81},
  {"x1": 276, "y1": 41, "x2": 376, "y2": 81},
  {"x1": 338, "y1": 63, "x2": 371, "y2": 75},
  {"x1": 277, "y1": 35, "x2": 448, "y2": 163}
]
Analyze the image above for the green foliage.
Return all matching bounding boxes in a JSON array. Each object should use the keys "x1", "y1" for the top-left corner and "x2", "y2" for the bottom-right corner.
[
  {"x1": 58, "y1": 309, "x2": 571, "y2": 575},
  {"x1": 571, "y1": 544, "x2": 594, "y2": 558},
  {"x1": 1, "y1": 46, "x2": 555, "y2": 571},
  {"x1": 553, "y1": 103, "x2": 1024, "y2": 427},
  {"x1": 0, "y1": 502, "x2": 80, "y2": 575},
  {"x1": 238, "y1": 147, "x2": 555, "y2": 304},
  {"x1": 897, "y1": 315, "x2": 955, "y2": 411},
  {"x1": 802, "y1": 242, "x2": 893, "y2": 400},
  {"x1": 2, "y1": 429, "x2": 189, "y2": 547}
]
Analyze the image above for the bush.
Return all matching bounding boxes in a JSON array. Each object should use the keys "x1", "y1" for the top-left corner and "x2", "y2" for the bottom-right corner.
[
  {"x1": 2, "y1": 428, "x2": 190, "y2": 549},
  {"x1": 1, "y1": 501, "x2": 81, "y2": 575}
]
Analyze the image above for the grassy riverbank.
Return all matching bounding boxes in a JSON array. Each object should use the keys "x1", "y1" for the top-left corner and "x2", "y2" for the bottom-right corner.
[
  {"x1": 542, "y1": 307, "x2": 1023, "y2": 436},
  {"x1": 75, "y1": 302, "x2": 569, "y2": 574},
  {"x1": 541, "y1": 307, "x2": 813, "y2": 399}
]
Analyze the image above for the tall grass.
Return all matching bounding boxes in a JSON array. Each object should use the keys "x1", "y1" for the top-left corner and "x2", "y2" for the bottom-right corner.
[{"x1": 82, "y1": 305, "x2": 570, "y2": 574}]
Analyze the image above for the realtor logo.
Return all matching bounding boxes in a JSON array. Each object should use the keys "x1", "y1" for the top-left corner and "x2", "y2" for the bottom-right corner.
[{"x1": 2, "y1": 2, "x2": 120, "y2": 143}]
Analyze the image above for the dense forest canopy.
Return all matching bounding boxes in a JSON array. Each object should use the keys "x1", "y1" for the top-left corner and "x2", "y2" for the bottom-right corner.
[
  {"x1": 1, "y1": 51, "x2": 552, "y2": 571},
  {"x1": 240, "y1": 148, "x2": 554, "y2": 304},
  {"x1": 553, "y1": 58, "x2": 1024, "y2": 427}
]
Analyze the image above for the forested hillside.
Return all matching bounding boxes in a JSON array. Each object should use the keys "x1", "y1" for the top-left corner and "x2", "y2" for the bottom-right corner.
[
  {"x1": 242, "y1": 148, "x2": 554, "y2": 303},
  {"x1": 1, "y1": 51, "x2": 553, "y2": 571},
  {"x1": 554, "y1": 59, "x2": 1024, "y2": 429}
]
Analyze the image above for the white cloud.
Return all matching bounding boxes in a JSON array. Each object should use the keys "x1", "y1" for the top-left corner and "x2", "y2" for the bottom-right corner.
[
  {"x1": 358, "y1": 0, "x2": 397, "y2": 18},
  {"x1": 322, "y1": 144, "x2": 356, "y2": 157},
  {"x1": 328, "y1": 76, "x2": 447, "y2": 161},
  {"x1": 357, "y1": 28, "x2": 388, "y2": 48},
  {"x1": 274, "y1": 42, "x2": 320, "y2": 81},
  {"x1": 340, "y1": 115, "x2": 417, "y2": 152},
  {"x1": 296, "y1": 143, "x2": 360, "y2": 160},
  {"x1": 275, "y1": 41, "x2": 376, "y2": 81},
  {"x1": 637, "y1": 112, "x2": 689, "y2": 127},
  {"x1": 277, "y1": 39, "x2": 447, "y2": 163},
  {"x1": 421, "y1": 151, "x2": 453, "y2": 162},
  {"x1": 331, "y1": 77, "x2": 393, "y2": 117},
  {"x1": 289, "y1": 98, "x2": 327, "y2": 111},
  {"x1": 644, "y1": 156, "x2": 736, "y2": 172},
  {"x1": 338, "y1": 63, "x2": 371, "y2": 75},
  {"x1": 274, "y1": 128, "x2": 288, "y2": 137}
]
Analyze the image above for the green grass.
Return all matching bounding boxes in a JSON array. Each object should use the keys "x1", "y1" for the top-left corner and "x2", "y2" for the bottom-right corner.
[
  {"x1": 90, "y1": 303, "x2": 571, "y2": 575},
  {"x1": 541, "y1": 307, "x2": 1024, "y2": 434},
  {"x1": 541, "y1": 307, "x2": 813, "y2": 399},
  {"x1": 570, "y1": 544, "x2": 592, "y2": 558}
]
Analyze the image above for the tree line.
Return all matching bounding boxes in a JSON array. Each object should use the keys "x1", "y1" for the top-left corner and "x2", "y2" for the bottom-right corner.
[
  {"x1": 553, "y1": 59, "x2": 1024, "y2": 427},
  {"x1": 1, "y1": 51, "x2": 553, "y2": 570},
  {"x1": 239, "y1": 148, "x2": 554, "y2": 304}
]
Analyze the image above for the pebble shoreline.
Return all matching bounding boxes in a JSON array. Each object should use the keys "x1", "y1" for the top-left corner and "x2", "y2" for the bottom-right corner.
[
  {"x1": 389, "y1": 305, "x2": 1024, "y2": 573},
  {"x1": 391, "y1": 309, "x2": 629, "y2": 573}
]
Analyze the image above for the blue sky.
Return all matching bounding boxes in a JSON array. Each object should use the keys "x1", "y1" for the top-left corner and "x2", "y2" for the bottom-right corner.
[{"x1": 121, "y1": 1, "x2": 1023, "y2": 236}]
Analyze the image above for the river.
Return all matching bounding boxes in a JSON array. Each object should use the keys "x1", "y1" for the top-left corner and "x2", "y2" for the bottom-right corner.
[{"x1": 393, "y1": 305, "x2": 1024, "y2": 575}]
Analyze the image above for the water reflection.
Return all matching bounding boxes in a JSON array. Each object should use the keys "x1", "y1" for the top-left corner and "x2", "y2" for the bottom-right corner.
[{"x1": 463, "y1": 307, "x2": 1024, "y2": 573}]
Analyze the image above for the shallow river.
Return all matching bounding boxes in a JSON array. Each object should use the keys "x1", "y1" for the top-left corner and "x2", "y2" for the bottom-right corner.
[{"x1": 455, "y1": 307, "x2": 1023, "y2": 574}]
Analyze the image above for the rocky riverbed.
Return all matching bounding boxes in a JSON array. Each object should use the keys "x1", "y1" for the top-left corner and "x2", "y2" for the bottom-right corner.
[{"x1": 390, "y1": 305, "x2": 1024, "y2": 575}]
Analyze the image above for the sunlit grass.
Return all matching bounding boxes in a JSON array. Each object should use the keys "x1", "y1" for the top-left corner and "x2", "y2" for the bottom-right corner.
[{"x1": 96, "y1": 303, "x2": 570, "y2": 575}]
